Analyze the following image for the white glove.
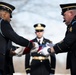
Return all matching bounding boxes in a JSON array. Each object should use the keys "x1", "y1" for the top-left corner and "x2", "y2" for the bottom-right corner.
[
  {"x1": 31, "y1": 42, "x2": 39, "y2": 53},
  {"x1": 49, "y1": 74, "x2": 54, "y2": 75},
  {"x1": 34, "y1": 42, "x2": 39, "y2": 48},
  {"x1": 15, "y1": 47, "x2": 25, "y2": 56},
  {"x1": 46, "y1": 43, "x2": 54, "y2": 47},
  {"x1": 27, "y1": 73, "x2": 30, "y2": 75},
  {"x1": 38, "y1": 46, "x2": 50, "y2": 56}
]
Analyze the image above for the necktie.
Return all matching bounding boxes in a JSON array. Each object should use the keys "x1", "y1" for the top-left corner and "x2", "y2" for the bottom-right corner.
[{"x1": 38, "y1": 40, "x2": 41, "y2": 45}]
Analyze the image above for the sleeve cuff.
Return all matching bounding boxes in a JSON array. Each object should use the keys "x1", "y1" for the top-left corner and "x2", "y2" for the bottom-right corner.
[{"x1": 25, "y1": 68, "x2": 31, "y2": 71}]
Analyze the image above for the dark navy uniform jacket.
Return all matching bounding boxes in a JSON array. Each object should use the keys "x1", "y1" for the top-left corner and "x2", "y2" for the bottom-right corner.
[
  {"x1": 53, "y1": 16, "x2": 76, "y2": 69},
  {"x1": 0, "y1": 18, "x2": 33, "y2": 73}
]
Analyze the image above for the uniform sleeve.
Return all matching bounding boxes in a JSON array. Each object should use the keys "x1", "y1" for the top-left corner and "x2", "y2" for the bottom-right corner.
[
  {"x1": 1, "y1": 20, "x2": 33, "y2": 49},
  {"x1": 25, "y1": 53, "x2": 31, "y2": 74},
  {"x1": 49, "y1": 40, "x2": 56, "y2": 74},
  {"x1": 54, "y1": 23, "x2": 76, "y2": 54},
  {"x1": 50, "y1": 54, "x2": 56, "y2": 74}
]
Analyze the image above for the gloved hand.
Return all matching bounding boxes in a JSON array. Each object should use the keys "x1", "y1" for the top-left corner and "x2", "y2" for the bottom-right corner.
[
  {"x1": 23, "y1": 42, "x2": 39, "y2": 54},
  {"x1": 27, "y1": 73, "x2": 30, "y2": 75},
  {"x1": 30, "y1": 42, "x2": 39, "y2": 53},
  {"x1": 46, "y1": 43, "x2": 54, "y2": 47},
  {"x1": 14, "y1": 47, "x2": 25, "y2": 56},
  {"x1": 38, "y1": 46, "x2": 51, "y2": 56}
]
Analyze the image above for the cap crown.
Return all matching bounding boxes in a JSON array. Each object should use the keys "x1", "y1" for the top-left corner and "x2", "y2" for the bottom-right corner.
[
  {"x1": 34, "y1": 23, "x2": 46, "y2": 30},
  {"x1": 0, "y1": 2, "x2": 15, "y2": 13},
  {"x1": 60, "y1": 3, "x2": 76, "y2": 15}
]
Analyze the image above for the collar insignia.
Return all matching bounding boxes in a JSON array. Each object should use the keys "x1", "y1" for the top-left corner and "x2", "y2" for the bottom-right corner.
[{"x1": 69, "y1": 27, "x2": 72, "y2": 32}]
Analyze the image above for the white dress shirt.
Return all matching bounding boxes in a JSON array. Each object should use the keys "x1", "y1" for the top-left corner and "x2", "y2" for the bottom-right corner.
[{"x1": 37, "y1": 37, "x2": 43, "y2": 44}]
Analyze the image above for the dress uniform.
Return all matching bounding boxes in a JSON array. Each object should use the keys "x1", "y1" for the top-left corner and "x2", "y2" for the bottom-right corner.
[
  {"x1": 5, "y1": 40, "x2": 19, "y2": 75},
  {"x1": 52, "y1": 3, "x2": 76, "y2": 75},
  {"x1": 37, "y1": 3, "x2": 76, "y2": 75},
  {"x1": 0, "y1": 2, "x2": 34, "y2": 75},
  {"x1": 25, "y1": 23, "x2": 56, "y2": 75}
]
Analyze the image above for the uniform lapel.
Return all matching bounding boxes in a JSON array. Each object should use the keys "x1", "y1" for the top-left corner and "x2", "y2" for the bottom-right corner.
[{"x1": 42, "y1": 38, "x2": 45, "y2": 44}]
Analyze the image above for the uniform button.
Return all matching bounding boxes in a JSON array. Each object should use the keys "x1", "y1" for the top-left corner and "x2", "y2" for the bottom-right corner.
[{"x1": 40, "y1": 60, "x2": 42, "y2": 62}]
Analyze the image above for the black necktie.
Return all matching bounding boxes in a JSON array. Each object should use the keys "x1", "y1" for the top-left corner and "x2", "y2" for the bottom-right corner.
[{"x1": 38, "y1": 40, "x2": 41, "y2": 45}]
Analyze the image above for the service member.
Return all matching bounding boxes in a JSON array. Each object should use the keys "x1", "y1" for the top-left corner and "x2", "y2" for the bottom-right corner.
[
  {"x1": 0, "y1": 2, "x2": 36, "y2": 75},
  {"x1": 6, "y1": 40, "x2": 19, "y2": 75},
  {"x1": 39, "y1": 3, "x2": 76, "y2": 75},
  {"x1": 25, "y1": 23, "x2": 56, "y2": 75}
]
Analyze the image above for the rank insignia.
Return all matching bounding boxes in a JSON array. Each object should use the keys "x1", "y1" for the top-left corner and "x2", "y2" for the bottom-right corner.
[{"x1": 69, "y1": 27, "x2": 72, "y2": 32}]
